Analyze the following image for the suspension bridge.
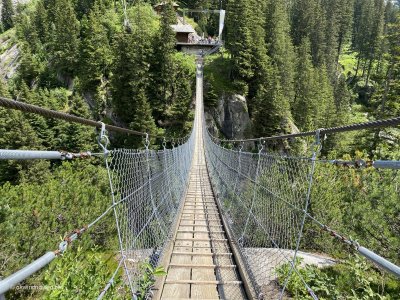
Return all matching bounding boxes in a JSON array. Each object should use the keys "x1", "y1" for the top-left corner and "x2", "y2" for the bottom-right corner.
[{"x1": 0, "y1": 58, "x2": 399, "y2": 300}]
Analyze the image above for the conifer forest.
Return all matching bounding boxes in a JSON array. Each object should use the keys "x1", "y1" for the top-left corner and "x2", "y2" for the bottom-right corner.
[{"x1": 0, "y1": 0, "x2": 399, "y2": 299}]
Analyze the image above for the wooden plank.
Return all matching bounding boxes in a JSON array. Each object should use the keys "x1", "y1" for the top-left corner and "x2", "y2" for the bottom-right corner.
[
  {"x1": 165, "y1": 280, "x2": 242, "y2": 285},
  {"x1": 153, "y1": 172, "x2": 193, "y2": 300},
  {"x1": 166, "y1": 267, "x2": 191, "y2": 281},
  {"x1": 169, "y1": 264, "x2": 236, "y2": 269},
  {"x1": 161, "y1": 284, "x2": 190, "y2": 299},
  {"x1": 190, "y1": 284, "x2": 219, "y2": 299},
  {"x1": 172, "y1": 252, "x2": 233, "y2": 256}
]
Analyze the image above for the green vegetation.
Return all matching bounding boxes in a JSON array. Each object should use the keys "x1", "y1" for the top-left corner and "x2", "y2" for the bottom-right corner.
[
  {"x1": 0, "y1": 0, "x2": 195, "y2": 298},
  {"x1": 136, "y1": 263, "x2": 166, "y2": 300},
  {"x1": 42, "y1": 247, "x2": 127, "y2": 299},
  {"x1": 204, "y1": 53, "x2": 237, "y2": 96},
  {"x1": 208, "y1": 0, "x2": 400, "y2": 297},
  {"x1": 0, "y1": 160, "x2": 115, "y2": 299},
  {"x1": 339, "y1": 46, "x2": 358, "y2": 76},
  {"x1": 277, "y1": 256, "x2": 400, "y2": 299},
  {"x1": 1, "y1": 0, "x2": 14, "y2": 31}
]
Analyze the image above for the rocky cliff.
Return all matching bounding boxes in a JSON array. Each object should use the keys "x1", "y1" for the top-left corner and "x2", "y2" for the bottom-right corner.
[
  {"x1": 0, "y1": 1, "x2": 30, "y2": 80},
  {"x1": 205, "y1": 93, "x2": 252, "y2": 140},
  {"x1": 0, "y1": 30, "x2": 19, "y2": 80}
]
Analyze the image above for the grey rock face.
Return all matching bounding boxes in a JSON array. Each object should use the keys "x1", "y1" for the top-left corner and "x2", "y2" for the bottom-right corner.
[
  {"x1": 0, "y1": 1, "x2": 30, "y2": 80},
  {"x1": 206, "y1": 93, "x2": 252, "y2": 140},
  {"x1": 0, "y1": 0, "x2": 30, "y2": 18},
  {"x1": 0, "y1": 37, "x2": 19, "y2": 80}
]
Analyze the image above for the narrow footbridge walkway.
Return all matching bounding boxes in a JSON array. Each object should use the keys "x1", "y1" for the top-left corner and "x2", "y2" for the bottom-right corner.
[{"x1": 158, "y1": 65, "x2": 247, "y2": 299}]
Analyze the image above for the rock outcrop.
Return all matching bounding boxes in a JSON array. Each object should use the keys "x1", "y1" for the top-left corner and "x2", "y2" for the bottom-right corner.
[
  {"x1": 0, "y1": 0, "x2": 30, "y2": 20},
  {"x1": 205, "y1": 93, "x2": 252, "y2": 140},
  {"x1": 0, "y1": 33, "x2": 19, "y2": 80}
]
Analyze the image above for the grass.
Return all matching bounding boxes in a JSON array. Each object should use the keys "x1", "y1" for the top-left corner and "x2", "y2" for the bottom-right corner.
[
  {"x1": 177, "y1": 10, "x2": 203, "y2": 35},
  {"x1": 203, "y1": 52, "x2": 238, "y2": 95},
  {"x1": 338, "y1": 45, "x2": 358, "y2": 76}
]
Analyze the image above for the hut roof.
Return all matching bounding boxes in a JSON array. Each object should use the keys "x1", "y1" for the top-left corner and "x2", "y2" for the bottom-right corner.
[
  {"x1": 171, "y1": 24, "x2": 195, "y2": 33},
  {"x1": 154, "y1": 2, "x2": 179, "y2": 8}
]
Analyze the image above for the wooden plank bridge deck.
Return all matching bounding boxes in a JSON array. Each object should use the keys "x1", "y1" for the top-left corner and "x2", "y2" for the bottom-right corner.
[{"x1": 157, "y1": 60, "x2": 248, "y2": 300}]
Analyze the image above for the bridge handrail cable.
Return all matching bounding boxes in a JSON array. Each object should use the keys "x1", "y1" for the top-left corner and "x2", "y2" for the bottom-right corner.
[
  {"x1": 211, "y1": 115, "x2": 400, "y2": 143},
  {"x1": 0, "y1": 96, "x2": 165, "y2": 138}
]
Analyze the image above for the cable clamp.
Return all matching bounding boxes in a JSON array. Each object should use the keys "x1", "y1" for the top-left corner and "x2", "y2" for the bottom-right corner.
[
  {"x1": 98, "y1": 122, "x2": 110, "y2": 156},
  {"x1": 239, "y1": 142, "x2": 244, "y2": 152},
  {"x1": 258, "y1": 139, "x2": 265, "y2": 152},
  {"x1": 57, "y1": 241, "x2": 68, "y2": 255},
  {"x1": 144, "y1": 133, "x2": 150, "y2": 149}
]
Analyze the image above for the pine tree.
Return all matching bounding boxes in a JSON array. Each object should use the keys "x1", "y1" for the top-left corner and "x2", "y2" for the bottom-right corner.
[
  {"x1": 320, "y1": 0, "x2": 354, "y2": 78},
  {"x1": 365, "y1": 0, "x2": 385, "y2": 85},
  {"x1": 292, "y1": 38, "x2": 318, "y2": 131},
  {"x1": 374, "y1": 13, "x2": 400, "y2": 118},
  {"x1": 129, "y1": 87, "x2": 159, "y2": 148},
  {"x1": 322, "y1": 0, "x2": 340, "y2": 78},
  {"x1": 315, "y1": 66, "x2": 336, "y2": 128},
  {"x1": 265, "y1": 0, "x2": 296, "y2": 104},
  {"x1": 79, "y1": 2, "x2": 112, "y2": 93},
  {"x1": 1, "y1": 0, "x2": 14, "y2": 30},
  {"x1": 75, "y1": 0, "x2": 95, "y2": 19},
  {"x1": 291, "y1": 0, "x2": 328, "y2": 67},
  {"x1": 353, "y1": 0, "x2": 385, "y2": 82},
  {"x1": 167, "y1": 53, "x2": 195, "y2": 135},
  {"x1": 291, "y1": 0, "x2": 316, "y2": 46},
  {"x1": 336, "y1": 0, "x2": 354, "y2": 60},
  {"x1": 111, "y1": 31, "x2": 140, "y2": 124},
  {"x1": 334, "y1": 75, "x2": 351, "y2": 124},
  {"x1": 18, "y1": 43, "x2": 46, "y2": 86},
  {"x1": 0, "y1": 81, "x2": 47, "y2": 184},
  {"x1": 204, "y1": 74, "x2": 219, "y2": 108},
  {"x1": 150, "y1": 0, "x2": 177, "y2": 119},
  {"x1": 253, "y1": 65, "x2": 291, "y2": 137},
  {"x1": 309, "y1": 0, "x2": 327, "y2": 66},
  {"x1": 49, "y1": 0, "x2": 80, "y2": 78},
  {"x1": 54, "y1": 93, "x2": 94, "y2": 151},
  {"x1": 34, "y1": 0, "x2": 49, "y2": 44},
  {"x1": 111, "y1": 5, "x2": 157, "y2": 140},
  {"x1": 225, "y1": 0, "x2": 254, "y2": 93}
]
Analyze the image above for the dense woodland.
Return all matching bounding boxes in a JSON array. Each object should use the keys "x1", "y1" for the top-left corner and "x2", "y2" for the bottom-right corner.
[{"x1": 0, "y1": 0, "x2": 399, "y2": 299}]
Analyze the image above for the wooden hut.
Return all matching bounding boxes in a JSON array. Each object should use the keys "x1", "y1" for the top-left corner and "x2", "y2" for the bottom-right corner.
[{"x1": 171, "y1": 24, "x2": 195, "y2": 43}]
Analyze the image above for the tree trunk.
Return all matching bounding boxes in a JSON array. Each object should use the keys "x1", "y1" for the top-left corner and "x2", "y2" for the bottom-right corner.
[
  {"x1": 355, "y1": 55, "x2": 361, "y2": 77},
  {"x1": 365, "y1": 57, "x2": 374, "y2": 87},
  {"x1": 380, "y1": 63, "x2": 393, "y2": 117}
]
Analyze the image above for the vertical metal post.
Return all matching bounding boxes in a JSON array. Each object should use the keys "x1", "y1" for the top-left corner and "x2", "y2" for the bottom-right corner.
[{"x1": 280, "y1": 130, "x2": 322, "y2": 300}]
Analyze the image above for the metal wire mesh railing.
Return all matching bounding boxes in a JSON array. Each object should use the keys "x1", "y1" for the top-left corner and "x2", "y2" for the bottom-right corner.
[
  {"x1": 204, "y1": 132, "x2": 317, "y2": 298},
  {"x1": 204, "y1": 125, "x2": 400, "y2": 299},
  {"x1": 105, "y1": 132, "x2": 195, "y2": 297}
]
